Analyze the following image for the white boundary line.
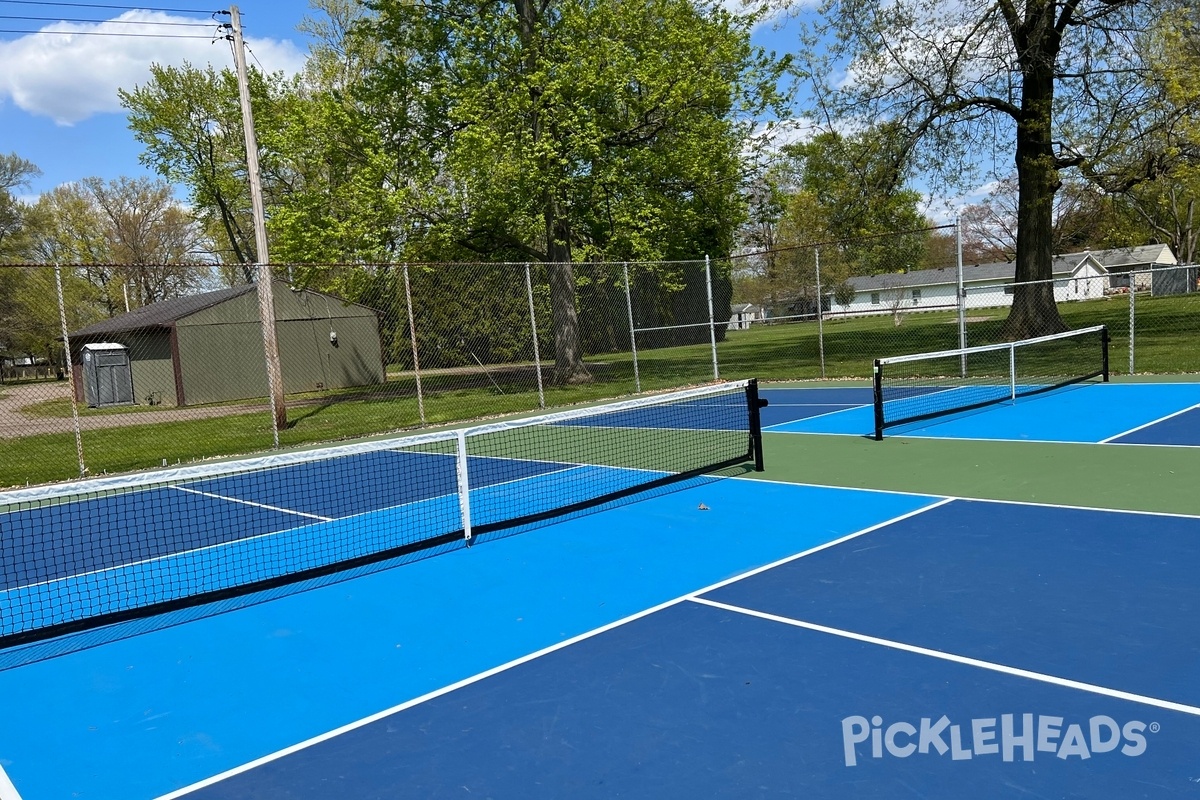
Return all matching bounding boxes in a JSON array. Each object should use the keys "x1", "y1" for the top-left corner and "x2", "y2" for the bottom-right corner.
[
  {"x1": 762, "y1": 404, "x2": 867, "y2": 429},
  {"x1": 0, "y1": 765, "x2": 22, "y2": 800},
  {"x1": 691, "y1": 596, "x2": 1200, "y2": 718},
  {"x1": 153, "y1": 497, "x2": 951, "y2": 799},
  {"x1": 169, "y1": 487, "x2": 334, "y2": 522},
  {"x1": 1099, "y1": 402, "x2": 1200, "y2": 444},
  {"x1": 734, "y1": 474, "x2": 1200, "y2": 521}
]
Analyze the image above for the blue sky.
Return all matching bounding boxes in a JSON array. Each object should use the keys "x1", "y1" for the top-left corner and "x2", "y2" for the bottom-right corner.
[
  {"x1": 0, "y1": 1, "x2": 308, "y2": 195},
  {"x1": 0, "y1": 1, "x2": 977, "y2": 217}
]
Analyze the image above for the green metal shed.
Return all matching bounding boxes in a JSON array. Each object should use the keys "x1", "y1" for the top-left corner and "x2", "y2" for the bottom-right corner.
[{"x1": 68, "y1": 281, "x2": 385, "y2": 406}]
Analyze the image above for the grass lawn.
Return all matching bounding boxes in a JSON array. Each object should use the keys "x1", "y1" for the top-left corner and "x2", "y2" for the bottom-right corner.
[{"x1": 3, "y1": 291, "x2": 1197, "y2": 489}]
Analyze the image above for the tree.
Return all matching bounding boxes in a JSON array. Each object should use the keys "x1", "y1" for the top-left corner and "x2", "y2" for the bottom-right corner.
[
  {"x1": 1071, "y1": 14, "x2": 1200, "y2": 264},
  {"x1": 27, "y1": 178, "x2": 212, "y2": 315},
  {"x1": 832, "y1": 281, "x2": 856, "y2": 314},
  {"x1": 794, "y1": 0, "x2": 1193, "y2": 338},
  {"x1": 781, "y1": 126, "x2": 926, "y2": 256},
  {"x1": 121, "y1": 64, "x2": 292, "y2": 280},
  {"x1": 0, "y1": 153, "x2": 40, "y2": 261},
  {"x1": 959, "y1": 174, "x2": 1149, "y2": 262},
  {"x1": 361, "y1": 0, "x2": 783, "y2": 382}
]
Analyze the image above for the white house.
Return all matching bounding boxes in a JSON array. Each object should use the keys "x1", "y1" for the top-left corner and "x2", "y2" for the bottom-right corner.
[
  {"x1": 837, "y1": 250, "x2": 1117, "y2": 317},
  {"x1": 1087, "y1": 244, "x2": 1176, "y2": 291},
  {"x1": 728, "y1": 303, "x2": 766, "y2": 330}
]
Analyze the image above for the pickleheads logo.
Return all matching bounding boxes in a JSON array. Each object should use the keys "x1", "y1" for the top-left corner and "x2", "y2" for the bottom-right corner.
[{"x1": 841, "y1": 714, "x2": 1156, "y2": 767}]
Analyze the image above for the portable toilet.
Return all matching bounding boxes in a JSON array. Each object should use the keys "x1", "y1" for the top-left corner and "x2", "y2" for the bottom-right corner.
[{"x1": 81, "y1": 342, "x2": 135, "y2": 408}]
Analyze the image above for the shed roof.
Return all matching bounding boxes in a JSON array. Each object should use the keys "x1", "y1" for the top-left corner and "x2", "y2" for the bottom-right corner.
[
  {"x1": 68, "y1": 281, "x2": 374, "y2": 339},
  {"x1": 70, "y1": 284, "x2": 257, "y2": 338}
]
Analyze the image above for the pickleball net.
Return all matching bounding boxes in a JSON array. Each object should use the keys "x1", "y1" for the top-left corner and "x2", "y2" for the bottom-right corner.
[
  {"x1": 0, "y1": 380, "x2": 766, "y2": 649},
  {"x1": 872, "y1": 325, "x2": 1109, "y2": 439}
]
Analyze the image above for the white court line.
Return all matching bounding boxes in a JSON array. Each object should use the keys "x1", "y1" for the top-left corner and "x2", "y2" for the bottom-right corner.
[
  {"x1": 1099, "y1": 402, "x2": 1200, "y2": 444},
  {"x1": 690, "y1": 596, "x2": 1200, "y2": 719},
  {"x1": 735, "y1": 474, "x2": 1200, "y2": 520},
  {"x1": 0, "y1": 765, "x2": 23, "y2": 800},
  {"x1": 154, "y1": 496, "x2": 952, "y2": 799},
  {"x1": 170, "y1": 487, "x2": 334, "y2": 522},
  {"x1": 762, "y1": 405, "x2": 867, "y2": 429}
]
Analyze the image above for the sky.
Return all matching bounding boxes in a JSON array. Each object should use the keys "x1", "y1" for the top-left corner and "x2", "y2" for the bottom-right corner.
[
  {"x1": 0, "y1": 1, "x2": 984, "y2": 217},
  {"x1": 0, "y1": 1, "x2": 308, "y2": 196}
]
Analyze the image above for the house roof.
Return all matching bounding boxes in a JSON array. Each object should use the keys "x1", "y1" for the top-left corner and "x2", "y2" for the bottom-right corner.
[
  {"x1": 1084, "y1": 244, "x2": 1176, "y2": 270},
  {"x1": 844, "y1": 244, "x2": 1178, "y2": 294},
  {"x1": 69, "y1": 284, "x2": 258, "y2": 338},
  {"x1": 847, "y1": 253, "x2": 1098, "y2": 292}
]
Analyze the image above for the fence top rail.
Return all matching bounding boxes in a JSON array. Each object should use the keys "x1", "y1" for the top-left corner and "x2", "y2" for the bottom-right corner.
[{"x1": 875, "y1": 325, "x2": 1107, "y2": 368}]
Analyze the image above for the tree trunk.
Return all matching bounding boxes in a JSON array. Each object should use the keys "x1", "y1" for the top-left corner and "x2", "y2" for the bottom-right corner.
[
  {"x1": 514, "y1": 0, "x2": 589, "y2": 385},
  {"x1": 1001, "y1": 27, "x2": 1067, "y2": 340},
  {"x1": 546, "y1": 212, "x2": 591, "y2": 384}
]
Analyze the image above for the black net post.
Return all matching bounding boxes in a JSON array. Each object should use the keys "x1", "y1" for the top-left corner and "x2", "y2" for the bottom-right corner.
[
  {"x1": 872, "y1": 360, "x2": 885, "y2": 441},
  {"x1": 746, "y1": 378, "x2": 767, "y2": 472},
  {"x1": 1101, "y1": 324, "x2": 1110, "y2": 382}
]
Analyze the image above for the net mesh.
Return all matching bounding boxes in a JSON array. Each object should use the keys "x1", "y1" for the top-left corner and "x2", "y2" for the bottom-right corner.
[
  {"x1": 872, "y1": 326, "x2": 1109, "y2": 439},
  {"x1": 0, "y1": 380, "x2": 763, "y2": 649}
]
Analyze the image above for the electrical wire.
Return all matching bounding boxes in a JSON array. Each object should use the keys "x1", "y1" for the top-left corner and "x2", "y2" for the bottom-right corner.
[
  {"x1": 0, "y1": 1, "x2": 220, "y2": 12},
  {"x1": 1, "y1": 14, "x2": 215, "y2": 24},
  {"x1": 0, "y1": 27, "x2": 220, "y2": 36}
]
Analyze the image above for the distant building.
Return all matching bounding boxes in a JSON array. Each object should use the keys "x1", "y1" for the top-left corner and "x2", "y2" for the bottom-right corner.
[
  {"x1": 835, "y1": 245, "x2": 1179, "y2": 317},
  {"x1": 1089, "y1": 244, "x2": 1176, "y2": 290},
  {"x1": 728, "y1": 303, "x2": 765, "y2": 330},
  {"x1": 67, "y1": 281, "x2": 384, "y2": 407}
]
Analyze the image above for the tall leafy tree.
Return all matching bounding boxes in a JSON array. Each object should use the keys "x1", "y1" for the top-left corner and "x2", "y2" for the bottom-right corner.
[
  {"x1": 0, "y1": 153, "x2": 40, "y2": 261},
  {"x1": 121, "y1": 63, "x2": 292, "y2": 280},
  {"x1": 792, "y1": 0, "x2": 1193, "y2": 337},
  {"x1": 28, "y1": 178, "x2": 211, "y2": 315},
  {"x1": 361, "y1": 0, "x2": 783, "y2": 382}
]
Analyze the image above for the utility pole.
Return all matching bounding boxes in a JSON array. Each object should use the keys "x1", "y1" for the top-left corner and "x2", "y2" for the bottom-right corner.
[{"x1": 229, "y1": 5, "x2": 286, "y2": 441}]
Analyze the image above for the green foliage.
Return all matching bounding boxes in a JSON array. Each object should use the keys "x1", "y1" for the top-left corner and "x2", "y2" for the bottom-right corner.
[{"x1": 360, "y1": 0, "x2": 784, "y2": 263}]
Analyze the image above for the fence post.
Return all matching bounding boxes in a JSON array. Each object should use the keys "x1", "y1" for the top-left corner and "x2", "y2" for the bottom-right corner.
[
  {"x1": 524, "y1": 263, "x2": 545, "y2": 408},
  {"x1": 402, "y1": 263, "x2": 426, "y2": 425},
  {"x1": 704, "y1": 255, "x2": 719, "y2": 381},
  {"x1": 1128, "y1": 271, "x2": 1137, "y2": 375},
  {"x1": 623, "y1": 262, "x2": 641, "y2": 393},
  {"x1": 815, "y1": 248, "x2": 826, "y2": 379},
  {"x1": 956, "y1": 217, "x2": 966, "y2": 377},
  {"x1": 54, "y1": 265, "x2": 87, "y2": 479}
]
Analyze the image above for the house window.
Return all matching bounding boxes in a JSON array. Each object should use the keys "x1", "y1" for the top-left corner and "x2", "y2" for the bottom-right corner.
[
  {"x1": 870, "y1": 292, "x2": 880, "y2": 305},
  {"x1": 912, "y1": 289, "x2": 921, "y2": 304}
]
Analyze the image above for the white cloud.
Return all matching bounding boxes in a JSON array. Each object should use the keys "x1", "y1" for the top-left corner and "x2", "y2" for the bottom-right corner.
[{"x1": 0, "y1": 11, "x2": 304, "y2": 125}]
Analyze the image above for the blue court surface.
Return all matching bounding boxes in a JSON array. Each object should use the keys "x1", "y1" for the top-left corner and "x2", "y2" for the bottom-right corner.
[
  {"x1": 766, "y1": 382, "x2": 1200, "y2": 445},
  {"x1": 2, "y1": 384, "x2": 1200, "y2": 799}
]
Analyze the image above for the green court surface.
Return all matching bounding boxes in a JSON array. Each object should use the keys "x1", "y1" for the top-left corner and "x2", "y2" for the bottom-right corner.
[{"x1": 760, "y1": 431, "x2": 1200, "y2": 516}]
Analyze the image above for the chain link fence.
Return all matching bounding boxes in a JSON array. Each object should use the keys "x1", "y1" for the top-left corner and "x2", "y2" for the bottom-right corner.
[{"x1": 2, "y1": 250, "x2": 1197, "y2": 488}]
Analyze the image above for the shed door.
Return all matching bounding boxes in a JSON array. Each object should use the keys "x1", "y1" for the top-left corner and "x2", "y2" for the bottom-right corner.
[{"x1": 94, "y1": 351, "x2": 134, "y2": 405}]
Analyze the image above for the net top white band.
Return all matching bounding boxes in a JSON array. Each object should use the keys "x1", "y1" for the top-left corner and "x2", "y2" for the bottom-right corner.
[
  {"x1": 1, "y1": 380, "x2": 751, "y2": 507},
  {"x1": 875, "y1": 325, "x2": 1106, "y2": 368}
]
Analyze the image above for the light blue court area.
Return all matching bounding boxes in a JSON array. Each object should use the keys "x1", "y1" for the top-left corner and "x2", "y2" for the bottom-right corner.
[
  {"x1": 767, "y1": 382, "x2": 1200, "y2": 444},
  {"x1": 0, "y1": 477, "x2": 935, "y2": 800}
]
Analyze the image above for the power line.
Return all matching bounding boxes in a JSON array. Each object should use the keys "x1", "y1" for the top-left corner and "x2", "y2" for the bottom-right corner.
[
  {"x1": 0, "y1": 27, "x2": 219, "y2": 36},
  {"x1": 1, "y1": 14, "x2": 214, "y2": 24},
  {"x1": 0, "y1": 1, "x2": 219, "y2": 13}
]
